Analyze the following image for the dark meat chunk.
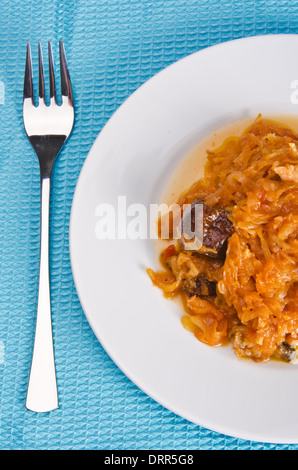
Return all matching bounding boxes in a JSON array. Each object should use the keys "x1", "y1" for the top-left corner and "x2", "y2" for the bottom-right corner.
[
  {"x1": 181, "y1": 199, "x2": 234, "y2": 258},
  {"x1": 202, "y1": 204, "x2": 234, "y2": 257},
  {"x1": 274, "y1": 342, "x2": 296, "y2": 363},
  {"x1": 182, "y1": 276, "x2": 217, "y2": 298}
]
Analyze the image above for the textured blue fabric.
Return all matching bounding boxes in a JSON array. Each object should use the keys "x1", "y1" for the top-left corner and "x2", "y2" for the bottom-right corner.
[{"x1": 1, "y1": 0, "x2": 298, "y2": 450}]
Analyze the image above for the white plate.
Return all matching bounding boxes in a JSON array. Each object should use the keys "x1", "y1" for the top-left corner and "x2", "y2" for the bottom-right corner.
[{"x1": 70, "y1": 35, "x2": 298, "y2": 444}]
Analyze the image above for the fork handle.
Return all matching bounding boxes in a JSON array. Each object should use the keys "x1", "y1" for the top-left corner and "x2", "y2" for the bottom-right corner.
[{"x1": 26, "y1": 176, "x2": 58, "y2": 412}]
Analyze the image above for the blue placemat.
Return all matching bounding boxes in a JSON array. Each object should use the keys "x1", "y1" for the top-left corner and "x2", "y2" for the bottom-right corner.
[{"x1": 1, "y1": 0, "x2": 298, "y2": 450}]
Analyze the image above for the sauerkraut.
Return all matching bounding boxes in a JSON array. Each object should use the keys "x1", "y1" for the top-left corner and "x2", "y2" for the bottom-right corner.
[{"x1": 148, "y1": 117, "x2": 298, "y2": 362}]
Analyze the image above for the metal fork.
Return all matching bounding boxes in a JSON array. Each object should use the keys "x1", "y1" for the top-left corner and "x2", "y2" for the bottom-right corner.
[{"x1": 23, "y1": 41, "x2": 74, "y2": 412}]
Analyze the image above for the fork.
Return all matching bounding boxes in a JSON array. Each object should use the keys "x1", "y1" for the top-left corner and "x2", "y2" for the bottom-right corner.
[{"x1": 23, "y1": 41, "x2": 74, "y2": 412}]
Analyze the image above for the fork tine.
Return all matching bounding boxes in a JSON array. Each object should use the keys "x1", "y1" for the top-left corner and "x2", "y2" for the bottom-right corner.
[
  {"x1": 23, "y1": 43, "x2": 34, "y2": 102},
  {"x1": 59, "y1": 40, "x2": 73, "y2": 105},
  {"x1": 48, "y1": 41, "x2": 56, "y2": 102},
  {"x1": 38, "y1": 42, "x2": 45, "y2": 102}
]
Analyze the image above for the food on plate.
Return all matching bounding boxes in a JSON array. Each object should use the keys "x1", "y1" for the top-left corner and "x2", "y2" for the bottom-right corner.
[{"x1": 147, "y1": 117, "x2": 298, "y2": 362}]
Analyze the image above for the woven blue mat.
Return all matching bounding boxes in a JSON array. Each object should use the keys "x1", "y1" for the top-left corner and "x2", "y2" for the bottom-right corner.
[{"x1": 1, "y1": 0, "x2": 298, "y2": 450}]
